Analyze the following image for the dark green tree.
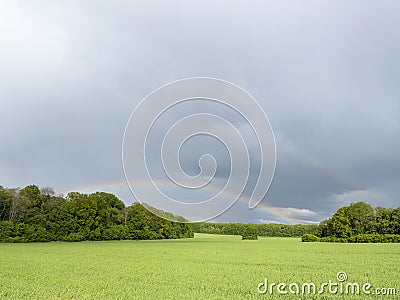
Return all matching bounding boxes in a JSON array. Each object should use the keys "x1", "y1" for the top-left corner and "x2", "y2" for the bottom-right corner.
[{"x1": 346, "y1": 202, "x2": 374, "y2": 234}]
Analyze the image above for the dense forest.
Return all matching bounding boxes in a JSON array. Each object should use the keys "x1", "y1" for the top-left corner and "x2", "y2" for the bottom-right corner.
[
  {"x1": 302, "y1": 202, "x2": 400, "y2": 243},
  {"x1": 0, "y1": 185, "x2": 193, "y2": 242},
  {"x1": 192, "y1": 222, "x2": 318, "y2": 237}
]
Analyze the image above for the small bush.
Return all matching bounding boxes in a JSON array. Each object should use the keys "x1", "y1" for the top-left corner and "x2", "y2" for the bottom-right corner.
[
  {"x1": 308, "y1": 234, "x2": 400, "y2": 243},
  {"x1": 301, "y1": 234, "x2": 320, "y2": 242},
  {"x1": 319, "y1": 236, "x2": 348, "y2": 243},
  {"x1": 242, "y1": 234, "x2": 258, "y2": 240}
]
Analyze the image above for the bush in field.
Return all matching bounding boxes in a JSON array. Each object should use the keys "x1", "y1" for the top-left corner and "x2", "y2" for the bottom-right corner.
[
  {"x1": 348, "y1": 234, "x2": 400, "y2": 243},
  {"x1": 319, "y1": 236, "x2": 348, "y2": 243},
  {"x1": 307, "y1": 233, "x2": 400, "y2": 243},
  {"x1": 348, "y1": 234, "x2": 381, "y2": 243},
  {"x1": 301, "y1": 234, "x2": 320, "y2": 242}
]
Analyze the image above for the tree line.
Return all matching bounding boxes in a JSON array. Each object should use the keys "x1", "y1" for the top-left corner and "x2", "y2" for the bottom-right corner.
[
  {"x1": 302, "y1": 202, "x2": 400, "y2": 243},
  {"x1": 192, "y1": 222, "x2": 318, "y2": 237},
  {"x1": 4, "y1": 184, "x2": 395, "y2": 243},
  {"x1": 0, "y1": 185, "x2": 193, "y2": 242}
]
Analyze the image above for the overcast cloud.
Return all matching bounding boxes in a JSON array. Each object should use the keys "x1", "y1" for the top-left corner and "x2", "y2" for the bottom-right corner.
[{"x1": 1, "y1": 0, "x2": 399, "y2": 224}]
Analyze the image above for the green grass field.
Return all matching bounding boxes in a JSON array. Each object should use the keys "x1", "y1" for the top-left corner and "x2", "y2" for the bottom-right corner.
[{"x1": 0, "y1": 234, "x2": 398, "y2": 299}]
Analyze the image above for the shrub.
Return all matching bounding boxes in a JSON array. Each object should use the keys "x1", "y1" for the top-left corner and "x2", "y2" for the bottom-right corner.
[
  {"x1": 301, "y1": 234, "x2": 320, "y2": 242},
  {"x1": 318, "y1": 236, "x2": 348, "y2": 243},
  {"x1": 348, "y1": 234, "x2": 400, "y2": 243},
  {"x1": 311, "y1": 234, "x2": 400, "y2": 243}
]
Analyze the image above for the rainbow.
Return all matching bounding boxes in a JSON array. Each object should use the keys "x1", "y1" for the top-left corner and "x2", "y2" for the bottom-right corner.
[
  {"x1": 62, "y1": 179, "x2": 303, "y2": 224},
  {"x1": 61, "y1": 145, "x2": 363, "y2": 225}
]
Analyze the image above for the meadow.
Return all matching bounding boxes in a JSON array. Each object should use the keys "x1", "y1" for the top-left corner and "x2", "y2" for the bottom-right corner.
[{"x1": 0, "y1": 234, "x2": 398, "y2": 299}]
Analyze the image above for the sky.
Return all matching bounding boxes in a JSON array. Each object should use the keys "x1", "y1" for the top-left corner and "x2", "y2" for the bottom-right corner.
[{"x1": 1, "y1": 0, "x2": 399, "y2": 224}]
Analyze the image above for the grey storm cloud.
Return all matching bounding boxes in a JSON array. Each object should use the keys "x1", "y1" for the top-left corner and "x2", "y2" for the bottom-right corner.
[{"x1": 0, "y1": 0, "x2": 399, "y2": 223}]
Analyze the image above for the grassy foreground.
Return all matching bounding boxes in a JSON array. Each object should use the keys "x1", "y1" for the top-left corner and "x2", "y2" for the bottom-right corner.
[{"x1": 0, "y1": 234, "x2": 398, "y2": 299}]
